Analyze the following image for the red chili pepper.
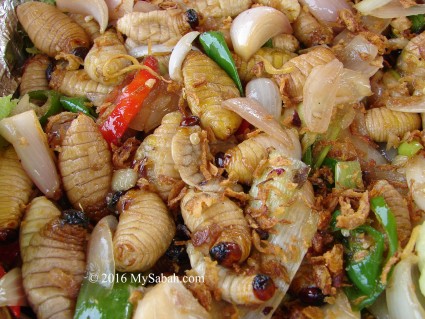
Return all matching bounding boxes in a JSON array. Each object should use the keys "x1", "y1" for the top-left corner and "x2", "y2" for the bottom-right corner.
[
  {"x1": 0, "y1": 265, "x2": 21, "y2": 318},
  {"x1": 100, "y1": 56, "x2": 159, "y2": 144}
]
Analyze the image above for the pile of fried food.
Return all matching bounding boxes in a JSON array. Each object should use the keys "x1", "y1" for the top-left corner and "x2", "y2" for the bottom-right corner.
[{"x1": 1, "y1": 0, "x2": 425, "y2": 318}]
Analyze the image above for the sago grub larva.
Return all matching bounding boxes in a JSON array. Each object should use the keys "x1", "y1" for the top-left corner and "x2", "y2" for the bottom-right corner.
[
  {"x1": 117, "y1": 9, "x2": 199, "y2": 45},
  {"x1": 49, "y1": 68, "x2": 114, "y2": 98},
  {"x1": 17, "y1": 2, "x2": 90, "y2": 58},
  {"x1": 22, "y1": 210, "x2": 88, "y2": 319},
  {"x1": 187, "y1": 243, "x2": 276, "y2": 305},
  {"x1": 113, "y1": 189, "x2": 176, "y2": 272},
  {"x1": 19, "y1": 54, "x2": 51, "y2": 97},
  {"x1": 365, "y1": 107, "x2": 421, "y2": 143},
  {"x1": 84, "y1": 29, "x2": 131, "y2": 85},
  {"x1": 59, "y1": 114, "x2": 112, "y2": 221},
  {"x1": 134, "y1": 111, "x2": 183, "y2": 201},
  {"x1": 181, "y1": 189, "x2": 251, "y2": 267},
  {"x1": 19, "y1": 196, "x2": 61, "y2": 263},
  {"x1": 182, "y1": 51, "x2": 242, "y2": 140},
  {"x1": 0, "y1": 146, "x2": 33, "y2": 237}
]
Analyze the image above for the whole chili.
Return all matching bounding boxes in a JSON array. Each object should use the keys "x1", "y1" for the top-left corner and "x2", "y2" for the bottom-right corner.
[
  {"x1": 59, "y1": 96, "x2": 97, "y2": 118},
  {"x1": 28, "y1": 90, "x2": 62, "y2": 125},
  {"x1": 99, "y1": 56, "x2": 159, "y2": 145},
  {"x1": 198, "y1": 31, "x2": 244, "y2": 95}
]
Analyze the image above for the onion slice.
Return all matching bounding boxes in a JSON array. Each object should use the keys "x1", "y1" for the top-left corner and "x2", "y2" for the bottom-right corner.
[
  {"x1": 0, "y1": 268, "x2": 26, "y2": 307},
  {"x1": 0, "y1": 110, "x2": 61, "y2": 199},
  {"x1": 299, "y1": 0, "x2": 352, "y2": 23},
  {"x1": 386, "y1": 95, "x2": 425, "y2": 113},
  {"x1": 386, "y1": 255, "x2": 425, "y2": 319},
  {"x1": 357, "y1": 0, "x2": 425, "y2": 18},
  {"x1": 56, "y1": 0, "x2": 108, "y2": 33},
  {"x1": 133, "y1": 0, "x2": 159, "y2": 12},
  {"x1": 230, "y1": 7, "x2": 292, "y2": 61},
  {"x1": 133, "y1": 277, "x2": 212, "y2": 319},
  {"x1": 105, "y1": 0, "x2": 133, "y2": 20},
  {"x1": 354, "y1": 0, "x2": 392, "y2": 14},
  {"x1": 222, "y1": 97, "x2": 300, "y2": 151},
  {"x1": 86, "y1": 215, "x2": 118, "y2": 290},
  {"x1": 405, "y1": 154, "x2": 425, "y2": 211},
  {"x1": 129, "y1": 44, "x2": 173, "y2": 58},
  {"x1": 246, "y1": 78, "x2": 282, "y2": 121},
  {"x1": 302, "y1": 59, "x2": 343, "y2": 133},
  {"x1": 169, "y1": 31, "x2": 200, "y2": 82}
]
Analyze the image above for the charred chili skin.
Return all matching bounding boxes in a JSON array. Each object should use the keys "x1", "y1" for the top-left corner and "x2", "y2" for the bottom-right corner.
[{"x1": 199, "y1": 31, "x2": 244, "y2": 95}]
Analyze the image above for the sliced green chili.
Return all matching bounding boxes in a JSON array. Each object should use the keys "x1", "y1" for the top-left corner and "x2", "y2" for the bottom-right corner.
[
  {"x1": 345, "y1": 225, "x2": 385, "y2": 295},
  {"x1": 397, "y1": 140, "x2": 423, "y2": 157},
  {"x1": 409, "y1": 14, "x2": 425, "y2": 34},
  {"x1": 199, "y1": 31, "x2": 244, "y2": 95},
  {"x1": 28, "y1": 90, "x2": 62, "y2": 125},
  {"x1": 344, "y1": 197, "x2": 399, "y2": 310},
  {"x1": 370, "y1": 196, "x2": 399, "y2": 259},
  {"x1": 335, "y1": 160, "x2": 363, "y2": 190},
  {"x1": 74, "y1": 273, "x2": 136, "y2": 319},
  {"x1": 302, "y1": 145, "x2": 313, "y2": 166},
  {"x1": 60, "y1": 96, "x2": 97, "y2": 118}
]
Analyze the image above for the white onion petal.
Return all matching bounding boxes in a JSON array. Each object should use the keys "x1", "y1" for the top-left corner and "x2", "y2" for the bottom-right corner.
[
  {"x1": 129, "y1": 44, "x2": 173, "y2": 58},
  {"x1": 302, "y1": 59, "x2": 343, "y2": 133},
  {"x1": 86, "y1": 215, "x2": 118, "y2": 290},
  {"x1": 322, "y1": 291, "x2": 361, "y2": 319},
  {"x1": 169, "y1": 31, "x2": 200, "y2": 82},
  {"x1": 230, "y1": 7, "x2": 292, "y2": 61},
  {"x1": 354, "y1": 0, "x2": 392, "y2": 14},
  {"x1": 358, "y1": 0, "x2": 425, "y2": 18},
  {"x1": 0, "y1": 110, "x2": 61, "y2": 199},
  {"x1": 105, "y1": 0, "x2": 133, "y2": 20},
  {"x1": 56, "y1": 0, "x2": 108, "y2": 33},
  {"x1": 386, "y1": 95, "x2": 425, "y2": 113},
  {"x1": 133, "y1": 0, "x2": 159, "y2": 12},
  {"x1": 111, "y1": 168, "x2": 138, "y2": 192},
  {"x1": 299, "y1": 0, "x2": 352, "y2": 23},
  {"x1": 405, "y1": 154, "x2": 425, "y2": 211},
  {"x1": 336, "y1": 35, "x2": 382, "y2": 78},
  {"x1": 133, "y1": 265, "x2": 212, "y2": 319},
  {"x1": 0, "y1": 268, "x2": 26, "y2": 307},
  {"x1": 336, "y1": 68, "x2": 372, "y2": 104},
  {"x1": 246, "y1": 78, "x2": 282, "y2": 120},
  {"x1": 222, "y1": 97, "x2": 300, "y2": 152},
  {"x1": 386, "y1": 255, "x2": 425, "y2": 319}
]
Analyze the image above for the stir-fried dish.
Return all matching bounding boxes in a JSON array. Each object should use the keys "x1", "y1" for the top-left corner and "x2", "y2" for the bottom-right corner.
[{"x1": 1, "y1": 0, "x2": 425, "y2": 318}]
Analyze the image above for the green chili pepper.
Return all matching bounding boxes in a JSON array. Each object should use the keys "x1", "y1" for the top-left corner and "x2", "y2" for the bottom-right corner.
[
  {"x1": 409, "y1": 14, "x2": 425, "y2": 34},
  {"x1": 302, "y1": 145, "x2": 313, "y2": 166},
  {"x1": 28, "y1": 90, "x2": 62, "y2": 125},
  {"x1": 335, "y1": 160, "x2": 363, "y2": 190},
  {"x1": 199, "y1": 31, "x2": 244, "y2": 95},
  {"x1": 345, "y1": 225, "x2": 385, "y2": 295},
  {"x1": 60, "y1": 96, "x2": 97, "y2": 118},
  {"x1": 398, "y1": 140, "x2": 423, "y2": 157},
  {"x1": 370, "y1": 196, "x2": 399, "y2": 259},
  {"x1": 74, "y1": 273, "x2": 136, "y2": 319},
  {"x1": 330, "y1": 210, "x2": 341, "y2": 232},
  {"x1": 344, "y1": 197, "x2": 399, "y2": 310},
  {"x1": 262, "y1": 39, "x2": 273, "y2": 48}
]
